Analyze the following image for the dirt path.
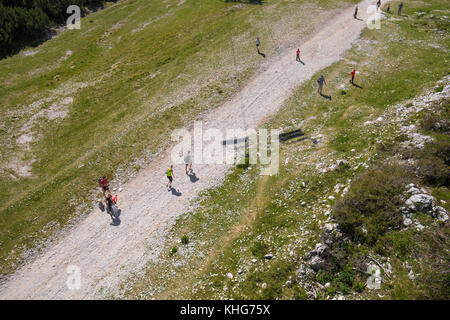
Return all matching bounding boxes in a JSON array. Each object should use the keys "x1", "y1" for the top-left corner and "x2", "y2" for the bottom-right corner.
[{"x1": 0, "y1": 0, "x2": 378, "y2": 299}]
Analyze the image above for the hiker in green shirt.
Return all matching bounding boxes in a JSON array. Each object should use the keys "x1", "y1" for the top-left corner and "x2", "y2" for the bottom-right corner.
[{"x1": 166, "y1": 165, "x2": 174, "y2": 190}]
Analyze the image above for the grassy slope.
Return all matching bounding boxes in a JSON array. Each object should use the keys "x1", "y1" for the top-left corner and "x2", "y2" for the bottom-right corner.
[
  {"x1": 119, "y1": 0, "x2": 449, "y2": 299},
  {"x1": 0, "y1": 0, "x2": 351, "y2": 276}
]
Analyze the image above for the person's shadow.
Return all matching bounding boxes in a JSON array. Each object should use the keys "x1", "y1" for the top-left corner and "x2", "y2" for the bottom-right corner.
[
  {"x1": 354, "y1": 17, "x2": 363, "y2": 21},
  {"x1": 320, "y1": 92, "x2": 332, "y2": 100},
  {"x1": 257, "y1": 50, "x2": 266, "y2": 58},
  {"x1": 297, "y1": 59, "x2": 305, "y2": 65},
  {"x1": 188, "y1": 172, "x2": 199, "y2": 183},
  {"x1": 110, "y1": 216, "x2": 121, "y2": 226},
  {"x1": 109, "y1": 208, "x2": 121, "y2": 226},
  {"x1": 351, "y1": 82, "x2": 363, "y2": 89},
  {"x1": 171, "y1": 188, "x2": 182, "y2": 196}
]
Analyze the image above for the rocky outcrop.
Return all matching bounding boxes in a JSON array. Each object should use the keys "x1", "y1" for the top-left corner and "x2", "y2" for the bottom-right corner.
[{"x1": 402, "y1": 184, "x2": 449, "y2": 225}]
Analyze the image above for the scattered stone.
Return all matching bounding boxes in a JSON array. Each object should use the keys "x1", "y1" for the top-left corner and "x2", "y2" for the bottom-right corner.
[
  {"x1": 264, "y1": 254, "x2": 274, "y2": 260},
  {"x1": 226, "y1": 272, "x2": 233, "y2": 279},
  {"x1": 403, "y1": 218, "x2": 413, "y2": 227},
  {"x1": 301, "y1": 201, "x2": 307, "y2": 207},
  {"x1": 261, "y1": 283, "x2": 267, "y2": 289},
  {"x1": 309, "y1": 256, "x2": 327, "y2": 272},
  {"x1": 324, "y1": 223, "x2": 336, "y2": 233},
  {"x1": 407, "y1": 187, "x2": 421, "y2": 195}
]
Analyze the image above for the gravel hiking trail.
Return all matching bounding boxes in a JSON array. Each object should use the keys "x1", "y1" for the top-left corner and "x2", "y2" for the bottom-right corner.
[{"x1": 0, "y1": 0, "x2": 378, "y2": 299}]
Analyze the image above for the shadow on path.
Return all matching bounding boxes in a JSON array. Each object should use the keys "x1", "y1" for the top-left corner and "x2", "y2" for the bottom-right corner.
[
  {"x1": 171, "y1": 188, "x2": 182, "y2": 196},
  {"x1": 188, "y1": 172, "x2": 199, "y2": 183},
  {"x1": 110, "y1": 216, "x2": 121, "y2": 226}
]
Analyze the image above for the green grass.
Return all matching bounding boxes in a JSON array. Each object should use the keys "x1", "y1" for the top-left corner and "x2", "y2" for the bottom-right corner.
[
  {"x1": 0, "y1": 0, "x2": 351, "y2": 276},
  {"x1": 118, "y1": 0, "x2": 450, "y2": 299}
]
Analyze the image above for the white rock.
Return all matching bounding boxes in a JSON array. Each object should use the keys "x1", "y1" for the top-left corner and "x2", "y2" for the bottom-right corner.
[
  {"x1": 435, "y1": 206, "x2": 449, "y2": 221},
  {"x1": 407, "y1": 187, "x2": 420, "y2": 195},
  {"x1": 324, "y1": 223, "x2": 335, "y2": 233},
  {"x1": 405, "y1": 194, "x2": 435, "y2": 212},
  {"x1": 226, "y1": 272, "x2": 233, "y2": 279},
  {"x1": 403, "y1": 218, "x2": 413, "y2": 227}
]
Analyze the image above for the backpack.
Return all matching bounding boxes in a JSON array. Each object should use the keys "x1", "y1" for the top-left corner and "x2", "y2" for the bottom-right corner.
[{"x1": 98, "y1": 177, "x2": 102, "y2": 186}]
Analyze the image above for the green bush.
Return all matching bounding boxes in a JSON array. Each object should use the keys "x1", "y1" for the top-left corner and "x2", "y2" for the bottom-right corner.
[
  {"x1": 333, "y1": 162, "x2": 409, "y2": 245},
  {"x1": 250, "y1": 240, "x2": 268, "y2": 259},
  {"x1": 181, "y1": 235, "x2": 189, "y2": 245},
  {"x1": 416, "y1": 139, "x2": 450, "y2": 186}
]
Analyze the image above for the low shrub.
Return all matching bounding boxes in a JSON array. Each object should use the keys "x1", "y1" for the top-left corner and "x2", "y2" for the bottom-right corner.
[{"x1": 333, "y1": 162, "x2": 409, "y2": 245}]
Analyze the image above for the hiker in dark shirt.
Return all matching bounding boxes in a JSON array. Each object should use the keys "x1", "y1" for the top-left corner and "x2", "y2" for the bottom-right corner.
[
  {"x1": 317, "y1": 75, "x2": 326, "y2": 94},
  {"x1": 398, "y1": 2, "x2": 403, "y2": 16}
]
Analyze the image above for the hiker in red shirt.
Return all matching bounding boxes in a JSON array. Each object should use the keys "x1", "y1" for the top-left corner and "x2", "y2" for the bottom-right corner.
[
  {"x1": 296, "y1": 48, "x2": 300, "y2": 62},
  {"x1": 350, "y1": 69, "x2": 356, "y2": 84},
  {"x1": 100, "y1": 176, "x2": 109, "y2": 194}
]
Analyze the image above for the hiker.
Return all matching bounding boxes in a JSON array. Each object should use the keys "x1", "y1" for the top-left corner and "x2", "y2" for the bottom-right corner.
[
  {"x1": 100, "y1": 176, "x2": 109, "y2": 194},
  {"x1": 354, "y1": 6, "x2": 358, "y2": 19},
  {"x1": 105, "y1": 190, "x2": 114, "y2": 218},
  {"x1": 256, "y1": 37, "x2": 260, "y2": 53},
  {"x1": 350, "y1": 69, "x2": 356, "y2": 84},
  {"x1": 184, "y1": 151, "x2": 192, "y2": 174},
  {"x1": 376, "y1": 0, "x2": 381, "y2": 11},
  {"x1": 317, "y1": 75, "x2": 326, "y2": 94},
  {"x1": 296, "y1": 48, "x2": 301, "y2": 62},
  {"x1": 386, "y1": 2, "x2": 390, "y2": 13},
  {"x1": 166, "y1": 165, "x2": 174, "y2": 190}
]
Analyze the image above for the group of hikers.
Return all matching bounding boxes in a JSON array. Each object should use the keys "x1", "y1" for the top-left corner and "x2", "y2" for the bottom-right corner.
[
  {"x1": 354, "y1": 1, "x2": 403, "y2": 19},
  {"x1": 98, "y1": 1, "x2": 406, "y2": 218}
]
